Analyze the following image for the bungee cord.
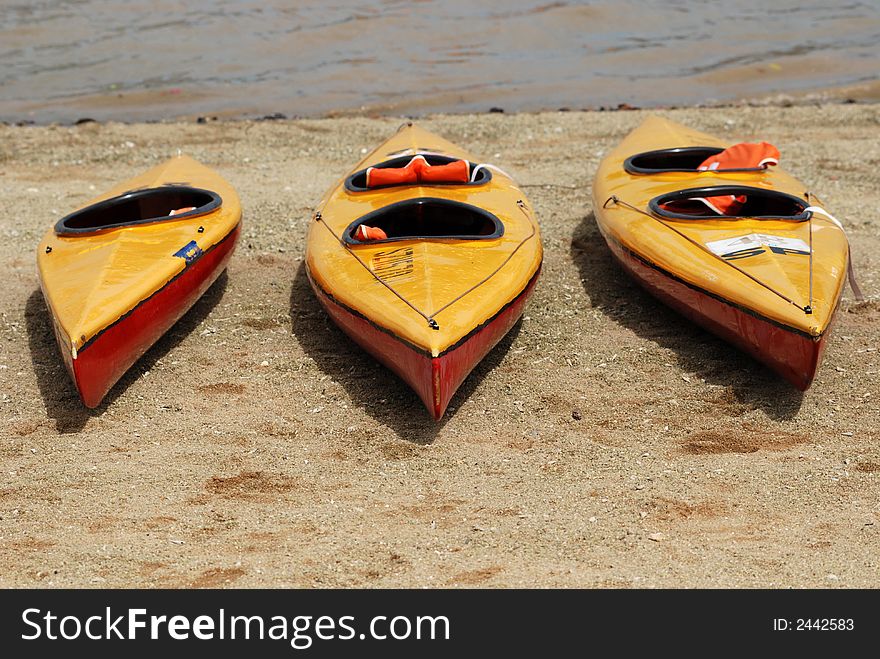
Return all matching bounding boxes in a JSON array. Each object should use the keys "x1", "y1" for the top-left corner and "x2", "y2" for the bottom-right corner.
[
  {"x1": 315, "y1": 197, "x2": 538, "y2": 331},
  {"x1": 603, "y1": 195, "x2": 813, "y2": 314}
]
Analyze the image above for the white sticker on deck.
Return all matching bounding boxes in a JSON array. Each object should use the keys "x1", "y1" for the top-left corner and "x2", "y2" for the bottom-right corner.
[{"x1": 706, "y1": 233, "x2": 811, "y2": 259}]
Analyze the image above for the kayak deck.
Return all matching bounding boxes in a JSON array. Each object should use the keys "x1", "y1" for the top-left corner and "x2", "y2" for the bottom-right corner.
[
  {"x1": 36, "y1": 155, "x2": 241, "y2": 407},
  {"x1": 306, "y1": 124, "x2": 542, "y2": 417},
  {"x1": 592, "y1": 116, "x2": 850, "y2": 388}
]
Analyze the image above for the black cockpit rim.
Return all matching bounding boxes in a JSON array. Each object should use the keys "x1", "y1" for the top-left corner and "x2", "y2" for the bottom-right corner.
[
  {"x1": 648, "y1": 186, "x2": 810, "y2": 221},
  {"x1": 624, "y1": 146, "x2": 768, "y2": 175},
  {"x1": 345, "y1": 154, "x2": 491, "y2": 192},
  {"x1": 343, "y1": 197, "x2": 504, "y2": 244},
  {"x1": 55, "y1": 186, "x2": 222, "y2": 236}
]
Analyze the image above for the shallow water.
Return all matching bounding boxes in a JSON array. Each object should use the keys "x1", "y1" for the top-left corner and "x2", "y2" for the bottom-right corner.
[{"x1": 1, "y1": 0, "x2": 878, "y2": 122}]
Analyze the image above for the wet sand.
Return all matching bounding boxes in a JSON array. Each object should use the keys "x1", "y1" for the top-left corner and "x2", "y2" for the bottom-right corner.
[{"x1": 1, "y1": 104, "x2": 879, "y2": 588}]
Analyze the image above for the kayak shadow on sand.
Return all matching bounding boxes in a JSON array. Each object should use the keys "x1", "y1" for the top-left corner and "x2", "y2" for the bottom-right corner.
[
  {"x1": 25, "y1": 271, "x2": 229, "y2": 433},
  {"x1": 289, "y1": 261, "x2": 522, "y2": 444},
  {"x1": 571, "y1": 211, "x2": 804, "y2": 420}
]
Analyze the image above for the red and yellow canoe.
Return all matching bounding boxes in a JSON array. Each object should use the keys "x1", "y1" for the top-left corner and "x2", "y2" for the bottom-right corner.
[
  {"x1": 593, "y1": 115, "x2": 852, "y2": 389},
  {"x1": 306, "y1": 123, "x2": 543, "y2": 418},
  {"x1": 36, "y1": 155, "x2": 241, "y2": 407}
]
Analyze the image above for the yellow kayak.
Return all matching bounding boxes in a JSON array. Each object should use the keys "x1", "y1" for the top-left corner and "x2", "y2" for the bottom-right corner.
[
  {"x1": 306, "y1": 123, "x2": 543, "y2": 418},
  {"x1": 36, "y1": 155, "x2": 241, "y2": 407},
  {"x1": 593, "y1": 115, "x2": 852, "y2": 389}
]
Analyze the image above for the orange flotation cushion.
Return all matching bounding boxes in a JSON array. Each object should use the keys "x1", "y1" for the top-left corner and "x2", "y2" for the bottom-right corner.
[
  {"x1": 366, "y1": 156, "x2": 469, "y2": 188},
  {"x1": 367, "y1": 165, "x2": 419, "y2": 187},
  {"x1": 421, "y1": 159, "x2": 469, "y2": 183}
]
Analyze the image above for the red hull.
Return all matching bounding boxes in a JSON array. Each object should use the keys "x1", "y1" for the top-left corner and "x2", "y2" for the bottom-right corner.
[
  {"x1": 65, "y1": 224, "x2": 240, "y2": 407},
  {"x1": 309, "y1": 268, "x2": 540, "y2": 419},
  {"x1": 603, "y1": 235, "x2": 826, "y2": 390}
]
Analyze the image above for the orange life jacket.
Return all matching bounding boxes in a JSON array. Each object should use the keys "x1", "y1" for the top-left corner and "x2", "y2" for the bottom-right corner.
[
  {"x1": 687, "y1": 192, "x2": 748, "y2": 216},
  {"x1": 355, "y1": 225, "x2": 388, "y2": 241},
  {"x1": 697, "y1": 142, "x2": 780, "y2": 214},
  {"x1": 366, "y1": 156, "x2": 469, "y2": 188},
  {"x1": 662, "y1": 142, "x2": 781, "y2": 215},
  {"x1": 698, "y1": 142, "x2": 779, "y2": 172},
  {"x1": 168, "y1": 206, "x2": 197, "y2": 216}
]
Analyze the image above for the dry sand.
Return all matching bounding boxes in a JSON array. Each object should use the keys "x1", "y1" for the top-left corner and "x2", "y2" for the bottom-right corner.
[{"x1": 1, "y1": 104, "x2": 879, "y2": 588}]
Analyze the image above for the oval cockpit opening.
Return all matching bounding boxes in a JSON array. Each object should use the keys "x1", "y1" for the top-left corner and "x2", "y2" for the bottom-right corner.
[
  {"x1": 624, "y1": 146, "x2": 768, "y2": 174},
  {"x1": 345, "y1": 154, "x2": 491, "y2": 192},
  {"x1": 55, "y1": 186, "x2": 221, "y2": 235},
  {"x1": 649, "y1": 186, "x2": 810, "y2": 220},
  {"x1": 344, "y1": 197, "x2": 504, "y2": 244}
]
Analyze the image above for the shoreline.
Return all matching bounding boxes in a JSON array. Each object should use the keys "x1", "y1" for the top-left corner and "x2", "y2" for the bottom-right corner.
[
  {"x1": 3, "y1": 78, "x2": 879, "y2": 127},
  {"x1": 1, "y1": 103, "x2": 879, "y2": 588}
]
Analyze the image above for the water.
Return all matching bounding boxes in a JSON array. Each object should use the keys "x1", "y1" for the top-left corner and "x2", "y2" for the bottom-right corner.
[{"x1": 1, "y1": 0, "x2": 878, "y2": 123}]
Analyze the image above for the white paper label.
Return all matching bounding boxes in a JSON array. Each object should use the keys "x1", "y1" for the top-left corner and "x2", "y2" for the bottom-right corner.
[{"x1": 706, "y1": 233, "x2": 810, "y2": 257}]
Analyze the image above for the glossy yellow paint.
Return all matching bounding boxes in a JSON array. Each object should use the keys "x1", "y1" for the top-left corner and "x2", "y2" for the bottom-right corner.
[
  {"x1": 307, "y1": 123, "x2": 543, "y2": 356},
  {"x1": 36, "y1": 155, "x2": 241, "y2": 357},
  {"x1": 592, "y1": 115, "x2": 850, "y2": 337}
]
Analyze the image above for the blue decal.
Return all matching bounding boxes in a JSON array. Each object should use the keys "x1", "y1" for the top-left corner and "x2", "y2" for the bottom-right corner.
[{"x1": 174, "y1": 240, "x2": 203, "y2": 264}]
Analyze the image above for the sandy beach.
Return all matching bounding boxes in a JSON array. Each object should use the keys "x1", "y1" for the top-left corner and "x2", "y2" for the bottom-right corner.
[{"x1": 1, "y1": 103, "x2": 879, "y2": 588}]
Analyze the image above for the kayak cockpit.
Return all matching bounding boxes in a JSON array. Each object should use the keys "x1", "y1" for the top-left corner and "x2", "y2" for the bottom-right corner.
[
  {"x1": 650, "y1": 186, "x2": 810, "y2": 220},
  {"x1": 625, "y1": 147, "x2": 767, "y2": 174},
  {"x1": 345, "y1": 154, "x2": 491, "y2": 192},
  {"x1": 55, "y1": 186, "x2": 221, "y2": 236},
  {"x1": 344, "y1": 198, "x2": 504, "y2": 244}
]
